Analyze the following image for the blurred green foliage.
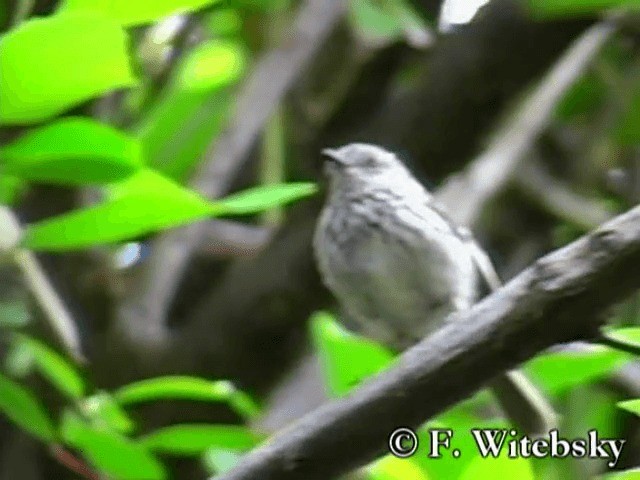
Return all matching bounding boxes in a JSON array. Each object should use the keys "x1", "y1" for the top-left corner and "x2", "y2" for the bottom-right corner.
[
  {"x1": 526, "y1": 0, "x2": 640, "y2": 18},
  {"x1": 0, "y1": 1, "x2": 315, "y2": 251},
  {"x1": 57, "y1": 0, "x2": 221, "y2": 26},
  {"x1": 0, "y1": 331, "x2": 262, "y2": 480},
  {"x1": 0, "y1": 13, "x2": 136, "y2": 124},
  {"x1": 0, "y1": 117, "x2": 142, "y2": 184}
]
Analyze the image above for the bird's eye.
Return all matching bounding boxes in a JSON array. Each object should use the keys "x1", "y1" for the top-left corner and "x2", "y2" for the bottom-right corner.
[{"x1": 363, "y1": 157, "x2": 378, "y2": 169}]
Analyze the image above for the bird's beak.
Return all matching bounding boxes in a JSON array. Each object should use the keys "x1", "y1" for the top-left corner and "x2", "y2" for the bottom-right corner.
[
  {"x1": 321, "y1": 148, "x2": 344, "y2": 178},
  {"x1": 321, "y1": 148, "x2": 340, "y2": 160},
  {"x1": 321, "y1": 148, "x2": 344, "y2": 164}
]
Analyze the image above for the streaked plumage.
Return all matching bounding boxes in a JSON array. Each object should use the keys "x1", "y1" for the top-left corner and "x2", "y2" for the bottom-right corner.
[{"x1": 313, "y1": 143, "x2": 557, "y2": 435}]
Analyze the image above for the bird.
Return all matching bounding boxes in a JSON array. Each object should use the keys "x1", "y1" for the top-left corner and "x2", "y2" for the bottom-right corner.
[{"x1": 313, "y1": 142, "x2": 557, "y2": 436}]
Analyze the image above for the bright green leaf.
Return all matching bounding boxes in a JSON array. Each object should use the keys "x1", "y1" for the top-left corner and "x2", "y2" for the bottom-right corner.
[
  {"x1": 0, "y1": 372, "x2": 56, "y2": 442},
  {"x1": 0, "y1": 118, "x2": 141, "y2": 185},
  {"x1": 139, "y1": 40, "x2": 245, "y2": 181},
  {"x1": 606, "y1": 327, "x2": 640, "y2": 350},
  {"x1": 58, "y1": 0, "x2": 221, "y2": 26},
  {"x1": 114, "y1": 377, "x2": 260, "y2": 420},
  {"x1": 0, "y1": 175, "x2": 26, "y2": 205},
  {"x1": 524, "y1": 345, "x2": 629, "y2": 395},
  {"x1": 206, "y1": 9, "x2": 243, "y2": 37},
  {"x1": 617, "y1": 399, "x2": 640, "y2": 417},
  {"x1": 0, "y1": 13, "x2": 136, "y2": 124},
  {"x1": 366, "y1": 454, "x2": 429, "y2": 480},
  {"x1": 417, "y1": 418, "x2": 510, "y2": 479},
  {"x1": 603, "y1": 469, "x2": 640, "y2": 479},
  {"x1": 178, "y1": 40, "x2": 245, "y2": 91},
  {"x1": 211, "y1": 182, "x2": 318, "y2": 217},
  {"x1": 459, "y1": 451, "x2": 534, "y2": 480},
  {"x1": 22, "y1": 170, "x2": 212, "y2": 250},
  {"x1": 526, "y1": 0, "x2": 640, "y2": 19},
  {"x1": 12, "y1": 334, "x2": 85, "y2": 399},
  {"x1": 202, "y1": 448, "x2": 241, "y2": 475},
  {"x1": 140, "y1": 424, "x2": 260, "y2": 455},
  {"x1": 61, "y1": 411, "x2": 166, "y2": 480},
  {"x1": 82, "y1": 391, "x2": 136, "y2": 434},
  {"x1": 310, "y1": 311, "x2": 395, "y2": 397}
]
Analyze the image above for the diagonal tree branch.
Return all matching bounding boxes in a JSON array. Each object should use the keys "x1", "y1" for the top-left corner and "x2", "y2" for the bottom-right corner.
[
  {"x1": 213, "y1": 204, "x2": 640, "y2": 480},
  {"x1": 435, "y1": 18, "x2": 617, "y2": 226},
  {"x1": 514, "y1": 154, "x2": 615, "y2": 230}
]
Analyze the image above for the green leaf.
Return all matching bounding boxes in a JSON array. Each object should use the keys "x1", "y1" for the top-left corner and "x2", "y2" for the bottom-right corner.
[
  {"x1": 615, "y1": 86, "x2": 640, "y2": 146},
  {"x1": 0, "y1": 299, "x2": 31, "y2": 328},
  {"x1": 202, "y1": 448, "x2": 241, "y2": 475},
  {"x1": 416, "y1": 418, "x2": 510, "y2": 480},
  {"x1": 459, "y1": 451, "x2": 534, "y2": 480},
  {"x1": 0, "y1": 372, "x2": 56, "y2": 442},
  {"x1": 617, "y1": 399, "x2": 640, "y2": 417},
  {"x1": 555, "y1": 74, "x2": 607, "y2": 120},
  {"x1": 211, "y1": 182, "x2": 318, "y2": 216},
  {"x1": 310, "y1": 311, "x2": 395, "y2": 397},
  {"x1": 22, "y1": 169, "x2": 212, "y2": 250},
  {"x1": 61, "y1": 411, "x2": 166, "y2": 480},
  {"x1": 140, "y1": 424, "x2": 260, "y2": 455},
  {"x1": 139, "y1": 40, "x2": 245, "y2": 181},
  {"x1": 366, "y1": 454, "x2": 429, "y2": 480},
  {"x1": 82, "y1": 391, "x2": 136, "y2": 434},
  {"x1": 602, "y1": 469, "x2": 640, "y2": 480},
  {"x1": 526, "y1": 0, "x2": 640, "y2": 18},
  {"x1": 604, "y1": 327, "x2": 640, "y2": 352},
  {"x1": 349, "y1": 0, "x2": 404, "y2": 46},
  {"x1": 177, "y1": 40, "x2": 246, "y2": 91},
  {"x1": 206, "y1": 9, "x2": 243, "y2": 37},
  {"x1": 0, "y1": 175, "x2": 26, "y2": 205},
  {"x1": 114, "y1": 377, "x2": 260, "y2": 420},
  {"x1": 12, "y1": 334, "x2": 84, "y2": 399},
  {"x1": 0, "y1": 13, "x2": 136, "y2": 125},
  {"x1": 0, "y1": 118, "x2": 141, "y2": 185},
  {"x1": 58, "y1": 0, "x2": 221, "y2": 26},
  {"x1": 524, "y1": 345, "x2": 629, "y2": 395}
]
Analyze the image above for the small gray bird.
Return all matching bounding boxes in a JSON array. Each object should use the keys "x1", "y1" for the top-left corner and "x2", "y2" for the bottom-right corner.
[{"x1": 313, "y1": 143, "x2": 557, "y2": 435}]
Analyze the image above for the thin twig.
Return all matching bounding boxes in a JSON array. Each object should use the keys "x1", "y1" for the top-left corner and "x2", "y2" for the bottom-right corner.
[
  {"x1": 0, "y1": 207, "x2": 84, "y2": 362},
  {"x1": 50, "y1": 444, "x2": 101, "y2": 480},
  {"x1": 435, "y1": 19, "x2": 617, "y2": 225},
  {"x1": 214, "y1": 203, "x2": 640, "y2": 480},
  {"x1": 514, "y1": 155, "x2": 614, "y2": 230}
]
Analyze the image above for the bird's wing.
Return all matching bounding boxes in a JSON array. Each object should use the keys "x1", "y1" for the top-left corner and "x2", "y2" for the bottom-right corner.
[{"x1": 427, "y1": 199, "x2": 503, "y2": 293}]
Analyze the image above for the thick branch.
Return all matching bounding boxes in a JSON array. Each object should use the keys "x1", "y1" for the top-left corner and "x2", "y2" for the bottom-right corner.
[{"x1": 214, "y1": 204, "x2": 640, "y2": 480}]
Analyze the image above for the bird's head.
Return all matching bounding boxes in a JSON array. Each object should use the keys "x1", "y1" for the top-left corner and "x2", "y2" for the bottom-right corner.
[{"x1": 321, "y1": 143, "x2": 410, "y2": 193}]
